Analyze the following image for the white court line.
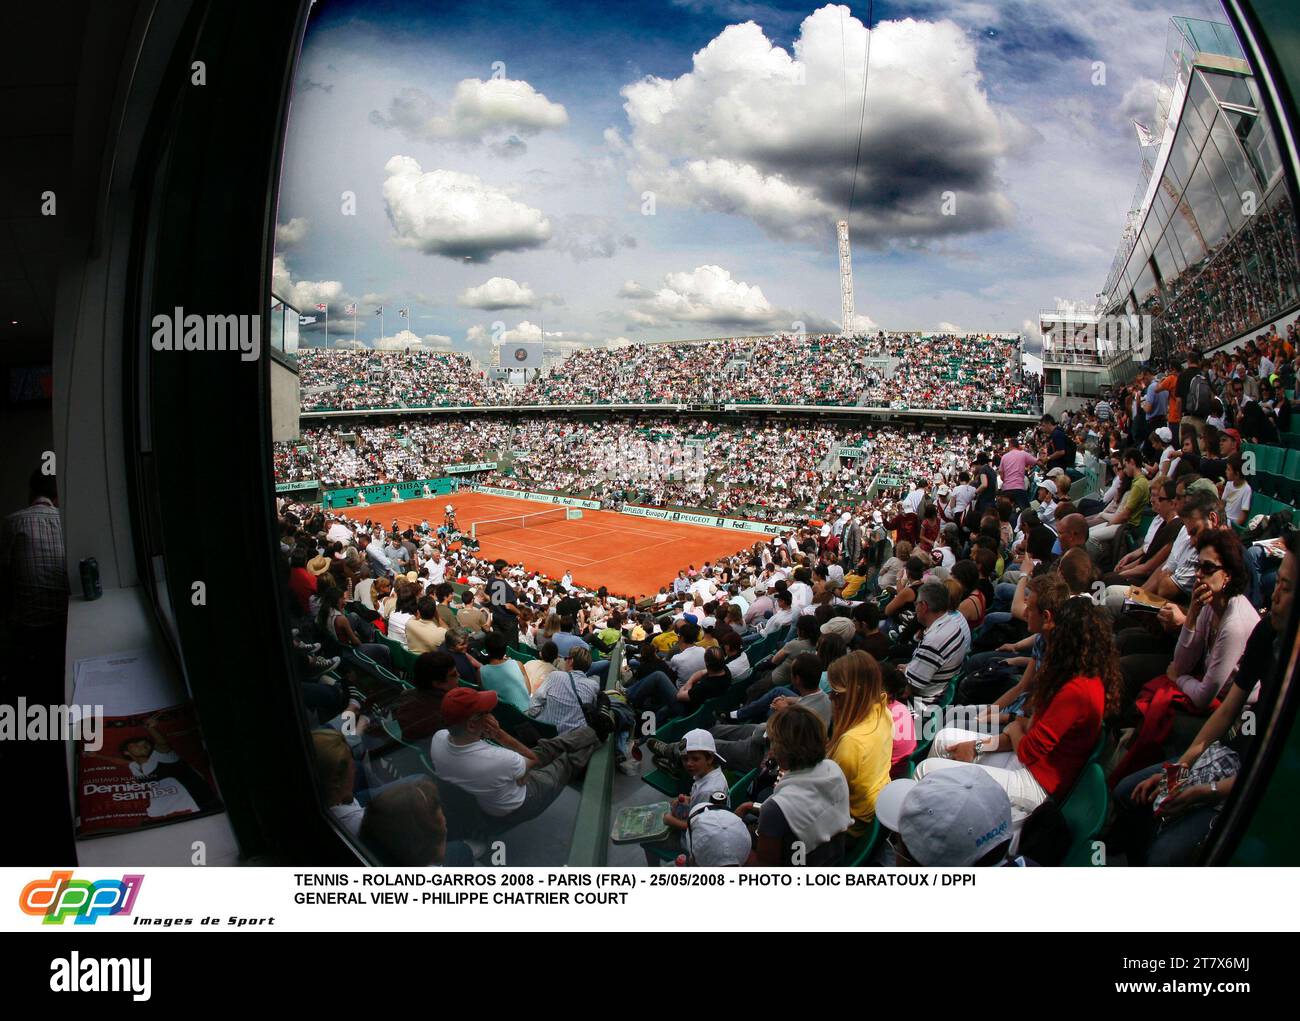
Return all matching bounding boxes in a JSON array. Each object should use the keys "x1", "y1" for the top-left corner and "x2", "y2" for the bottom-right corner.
[
  {"x1": 477, "y1": 522, "x2": 620, "y2": 551},
  {"x1": 481, "y1": 533, "x2": 602, "y2": 565},
  {"x1": 483, "y1": 540, "x2": 599, "y2": 568},
  {"x1": 474, "y1": 523, "x2": 705, "y2": 573},
  {"x1": 575, "y1": 535, "x2": 686, "y2": 568}
]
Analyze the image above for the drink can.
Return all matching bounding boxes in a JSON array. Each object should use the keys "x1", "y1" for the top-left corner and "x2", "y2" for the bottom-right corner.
[
  {"x1": 79, "y1": 557, "x2": 102, "y2": 601},
  {"x1": 1163, "y1": 761, "x2": 1186, "y2": 792}
]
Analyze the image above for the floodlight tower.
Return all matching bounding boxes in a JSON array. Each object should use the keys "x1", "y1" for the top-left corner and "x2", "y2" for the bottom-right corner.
[{"x1": 837, "y1": 219, "x2": 855, "y2": 337}]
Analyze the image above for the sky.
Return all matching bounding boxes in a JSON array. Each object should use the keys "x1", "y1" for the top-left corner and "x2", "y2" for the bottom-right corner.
[{"x1": 273, "y1": 0, "x2": 1227, "y2": 361}]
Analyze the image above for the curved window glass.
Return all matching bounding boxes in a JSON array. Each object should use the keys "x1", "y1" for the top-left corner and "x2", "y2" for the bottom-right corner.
[
  {"x1": 1134, "y1": 261, "x2": 1161, "y2": 314},
  {"x1": 1185, "y1": 159, "x2": 1231, "y2": 251},
  {"x1": 1167, "y1": 122, "x2": 1202, "y2": 190},
  {"x1": 1184, "y1": 75, "x2": 1213, "y2": 149},
  {"x1": 1205, "y1": 69, "x2": 1256, "y2": 110},
  {"x1": 1244, "y1": 112, "x2": 1282, "y2": 186},
  {"x1": 1204, "y1": 136, "x2": 1247, "y2": 233},
  {"x1": 1169, "y1": 193, "x2": 1207, "y2": 266},
  {"x1": 1159, "y1": 226, "x2": 1190, "y2": 284},
  {"x1": 1265, "y1": 184, "x2": 1300, "y2": 304},
  {"x1": 1210, "y1": 112, "x2": 1263, "y2": 205}
]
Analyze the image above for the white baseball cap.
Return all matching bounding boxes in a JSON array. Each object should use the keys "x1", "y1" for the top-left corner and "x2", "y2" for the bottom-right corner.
[
  {"x1": 875, "y1": 765, "x2": 1013, "y2": 867},
  {"x1": 681, "y1": 728, "x2": 726, "y2": 763},
  {"x1": 686, "y1": 804, "x2": 751, "y2": 866},
  {"x1": 820, "y1": 616, "x2": 856, "y2": 641}
]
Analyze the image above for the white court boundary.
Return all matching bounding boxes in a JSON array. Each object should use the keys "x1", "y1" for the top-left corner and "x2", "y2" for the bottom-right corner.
[{"x1": 339, "y1": 494, "x2": 765, "y2": 587}]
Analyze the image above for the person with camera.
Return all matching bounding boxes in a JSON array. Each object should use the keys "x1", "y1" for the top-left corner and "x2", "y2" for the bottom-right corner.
[{"x1": 1111, "y1": 532, "x2": 1297, "y2": 864}]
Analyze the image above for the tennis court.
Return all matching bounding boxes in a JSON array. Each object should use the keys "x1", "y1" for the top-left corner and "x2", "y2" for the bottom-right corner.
[{"x1": 334, "y1": 491, "x2": 772, "y2": 599}]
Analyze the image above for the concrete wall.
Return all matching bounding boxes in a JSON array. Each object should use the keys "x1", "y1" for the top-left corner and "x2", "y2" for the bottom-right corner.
[{"x1": 270, "y1": 354, "x2": 300, "y2": 442}]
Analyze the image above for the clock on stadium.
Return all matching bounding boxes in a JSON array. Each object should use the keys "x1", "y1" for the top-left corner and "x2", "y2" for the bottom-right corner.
[{"x1": 500, "y1": 341, "x2": 543, "y2": 368}]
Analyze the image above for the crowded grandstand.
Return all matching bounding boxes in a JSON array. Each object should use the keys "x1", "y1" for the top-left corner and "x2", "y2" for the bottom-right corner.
[
  {"x1": 276, "y1": 319, "x2": 1300, "y2": 869},
  {"x1": 297, "y1": 332, "x2": 1040, "y2": 414}
]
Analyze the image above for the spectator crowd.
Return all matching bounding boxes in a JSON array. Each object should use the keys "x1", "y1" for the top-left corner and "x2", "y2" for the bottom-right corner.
[
  {"x1": 280, "y1": 311, "x2": 1300, "y2": 869},
  {"x1": 296, "y1": 333, "x2": 1039, "y2": 414}
]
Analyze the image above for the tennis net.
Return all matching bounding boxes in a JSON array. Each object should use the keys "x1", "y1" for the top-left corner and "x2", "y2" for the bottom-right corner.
[{"x1": 471, "y1": 506, "x2": 568, "y2": 539}]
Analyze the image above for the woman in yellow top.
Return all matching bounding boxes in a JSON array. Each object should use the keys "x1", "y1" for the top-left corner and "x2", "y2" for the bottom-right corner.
[{"x1": 826, "y1": 650, "x2": 893, "y2": 833}]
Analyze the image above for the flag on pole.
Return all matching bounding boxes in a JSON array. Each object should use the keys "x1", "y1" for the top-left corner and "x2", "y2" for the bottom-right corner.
[
  {"x1": 315, "y1": 303, "x2": 328, "y2": 312},
  {"x1": 1133, "y1": 120, "x2": 1156, "y2": 147},
  {"x1": 374, "y1": 306, "x2": 383, "y2": 315},
  {"x1": 344, "y1": 303, "x2": 356, "y2": 315},
  {"x1": 398, "y1": 308, "x2": 409, "y2": 319},
  {"x1": 299, "y1": 315, "x2": 316, "y2": 325}
]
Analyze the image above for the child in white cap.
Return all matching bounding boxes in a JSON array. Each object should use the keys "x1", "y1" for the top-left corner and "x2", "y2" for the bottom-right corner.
[
  {"x1": 683, "y1": 799, "x2": 753, "y2": 866},
  {"x1": 662, "y1": 729, "x2": 729, "y2": 835}
]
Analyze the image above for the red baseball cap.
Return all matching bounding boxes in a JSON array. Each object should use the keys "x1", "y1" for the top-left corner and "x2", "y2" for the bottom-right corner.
[
  {"x1": 440, "y1": 687, "x2": 498, "y2": 726},
  {"x1": 1223, "y1": 428, "x2": 1242, "y2": 442}
]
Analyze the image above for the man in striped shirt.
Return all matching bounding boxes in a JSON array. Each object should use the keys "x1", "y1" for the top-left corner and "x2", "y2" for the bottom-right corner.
[
  {"x1": 529, "y1": 646, "x2": 599, "y2": 733},
  {"x1": 903, "y1": 582, "x2": 970, "y2": 702}
]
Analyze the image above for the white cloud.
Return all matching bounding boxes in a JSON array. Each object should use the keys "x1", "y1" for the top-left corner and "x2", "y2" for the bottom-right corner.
[
  {"x1": 383, "y1": 155, "x2": 552, "y2": 261},
  {"x1": 613, "y1": 6, "x2": 1019, "y2": 245},
  {"x1": 271, "y1": 254, "x2": 344, "y2": 312},
  {"x1": 550, "y1": 213, "x2": 637, "y2": 261},
  {"x1": 275, "y1": 217, "x2": 309, "y2": 248},
  {"x1": 467, "y1": 320, "x2": 542, "y2": 345},
  {"x1": 622, "y1": 264, "x2": 786, "y2": 329},
  {"x1": 618, "y1": 279, "x2": 652, "y2": 299},
  {"x1": 370, "y1": 79, "x2": 567, "y2": 154},
  {"x1": 937, "y1": 320, "x2": 964, "y2": 334},
  {"x1": 1118, "y1": 77, "x2": 1166, "y2": 130},
  {"x1": 464, "y1": 320, "x2": 598, "y2": 346},
  {"x1": 374, "y1": 328, "x2": 451, "y2": 350},
  {"x1": 458, "y1": 276, "x2": 537, "y2": 310}
]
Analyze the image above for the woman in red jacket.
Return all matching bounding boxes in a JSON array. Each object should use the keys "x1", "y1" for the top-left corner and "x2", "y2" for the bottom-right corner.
[{"x1": 919, "y1": 598, "x2": 1121, "y2": 827}]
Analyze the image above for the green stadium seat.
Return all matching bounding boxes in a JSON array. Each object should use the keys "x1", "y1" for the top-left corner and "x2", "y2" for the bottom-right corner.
[
  {"x1": 1284, "y1": 449, "x2": 1300, "y2": 480},
  {"x1": 1060, "y1": 763, "x2": 1109, "y2": 866},
  {"x1": 376, "y1": 635, "x2": 420, "y2": 680},
  {"x1": 492, "y1": 700, "x2": 558, "y2": 741},
  {"x1": 727, "y1": 769, "x2": 758, "y2": 806},
  {"x1": 506, "y1": 645, "x2": 536, "y2": 664},
  {"x1": 649, "y1": 704, "x2": 712, "y2": 745},
  {"x1": 1251, "y1": 493, "x2": 1275, "y2": 519},
  {"x1": 1258, "y1": 445, "x2": 1285, "y2": 476},
  {"x1": 1256, "y1": 471, "x2": 1282, "y2": 499}
]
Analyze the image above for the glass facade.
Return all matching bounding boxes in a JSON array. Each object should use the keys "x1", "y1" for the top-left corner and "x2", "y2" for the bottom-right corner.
[
  {"x1": 269, "y1": 294, "x2": 301, "y2": 359},
  {"x1": 1101, "y1": 28, "x2": 1299, "y2": 356}
]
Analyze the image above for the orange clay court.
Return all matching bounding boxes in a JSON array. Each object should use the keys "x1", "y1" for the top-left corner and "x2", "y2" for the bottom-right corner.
[{"x1": 335, "y1": 492, "x2": 769, "y2": 599}]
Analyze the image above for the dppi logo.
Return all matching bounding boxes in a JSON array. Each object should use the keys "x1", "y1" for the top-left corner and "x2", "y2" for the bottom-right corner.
[{"x1": 19, "y1": 871, "x2": 144, "y2": 925}]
